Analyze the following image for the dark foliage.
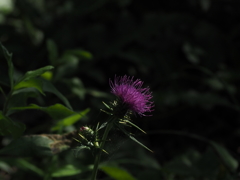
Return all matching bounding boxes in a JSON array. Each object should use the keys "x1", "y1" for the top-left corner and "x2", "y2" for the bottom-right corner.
[{"x1": 0, "y1": 0, "x2": 240, "y2": 179}]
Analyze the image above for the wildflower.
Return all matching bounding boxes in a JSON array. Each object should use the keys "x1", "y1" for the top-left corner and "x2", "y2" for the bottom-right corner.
[{"x1": 109, "y1": 75, "x2": 154, "y2": 117}]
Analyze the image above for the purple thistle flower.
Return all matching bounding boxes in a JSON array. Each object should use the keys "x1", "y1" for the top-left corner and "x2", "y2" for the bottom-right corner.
[{"x1": 109, "y1": 75, "x2": 154, "y2": 116}]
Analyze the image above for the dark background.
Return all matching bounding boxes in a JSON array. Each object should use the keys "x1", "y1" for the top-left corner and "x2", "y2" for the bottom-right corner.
[{"x1": 1, "y1": 0, "x2": 240, "y2": 179}]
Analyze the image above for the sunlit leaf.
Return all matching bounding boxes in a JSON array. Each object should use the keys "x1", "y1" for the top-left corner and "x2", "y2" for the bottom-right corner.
[
  {"x1": 41, "y1": 71, "x2": 53, "y2": 81},
  {"x1": 16, "y1": 65, "x2": 54, "y2": 84},
  {"x1": 100, "y1": 165, "x2": 136, "y2": 180},
  {"x1": 51, "y1": 108, "x2": 90, "y2": 131},
  {"x1": 13, "y1": 78, "x2": 45, "y2": 95},
  {"x1": 64, "y1": 49, "x2": 93, "y2": 60}
]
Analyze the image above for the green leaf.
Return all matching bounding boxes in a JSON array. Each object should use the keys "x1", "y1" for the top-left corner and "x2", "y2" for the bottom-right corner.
[
  {"x1": 0, "y1": 161, "x2": 11, "y2": 173},
  {"x1": 41, "y1": 71, "x2": 53, "y2": 81},
  {"x1": 13, "y1": 104, "x2": 88, "y2": 131},
  {"x1": 14, "y1": 158, "x2": 44, "y2": 176},
  {"x1": 64, "y1": 49, "x2": 93, "y2": 60},
  {"x1": 0, "y1": 43, "x2": 14, "y2": 88},
  {"x1": 42, "y1": 79, "x2": 72, "y2": 110},
  {"x1": 13, "y1": 78, "x2": 45, "y2": 95},
  {"x1": 54, "y1": 55, "x2": 79, "y2": 81},
  {"x1": 0, "y1": 111, "x2": 25, "y2": 138},
  {"x1": 100, "y1": 165, "x2": 136, "y2": 180},
  {"x1": 16, "y1": 65, "x2": 54, "y2": 84},
  {"x1": 6, "y1": 88, "x2": 40, "y2": 116},
  {"x1": 1, "y1": 158, "x2": 44, "y2": 176},
  {"x1": 51, "y1": 108, "x2": 90, "y2": 131},
  {"x1": 210, "y1": 141, "x2": 238, "y2": 172},
  {"x1": 46, "y1": 39, "x2": 58, "y2": 65},
  {"x1": 51, "y1": 164, "x2": 85, "y2": 177},
  {"x1": 12, "y1": 104, "x2": 75, "y2": 120},
  {"x1": 0, "y1": 134, "x2": 70, "y2": 157}
]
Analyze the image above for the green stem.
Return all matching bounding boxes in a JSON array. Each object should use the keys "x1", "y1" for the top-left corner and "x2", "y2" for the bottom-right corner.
[
  {"x1": 91, "y1": 120, "x2": 114, "y2": 180},
  {"x1": 3, "y1": 89, "x2": 13, "y2": 115}
]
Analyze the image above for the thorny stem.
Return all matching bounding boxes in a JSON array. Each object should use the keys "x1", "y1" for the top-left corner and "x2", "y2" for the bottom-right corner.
[{"x1": 91, "y1": 118, "x2": 114, "y2": 180}]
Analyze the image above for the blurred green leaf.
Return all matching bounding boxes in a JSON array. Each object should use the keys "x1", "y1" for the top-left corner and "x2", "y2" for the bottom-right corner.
[
  {"x1": 0, "y1": 0, "x2": 13, "y2": 14},
  {"x1": 0, "y1": 134, "x2": 70, "y2": 157},
  {"x1": 51, "y1": 108, "x2": 90, "y2": 131},
  {"x1": 6, "y1": 88, "x2": 40, "y2": 116},
  {"x1": 163, "y1": 150, "x2": 200, "y2": 176},
  {"x1": 54, "y1": 55, "x2": 79, "y2": 81},
  {"x1": 23, "y1": 17, "x2": 43, "y2": 45},
  {"x1": 12, "y1": 104, "x2": 75, "y2": 120},
  {"x1": 162, "y1": 148, "x2": 220, "y2": 178},
  {"x1": 0, "y1": 43, "x2": 14, "y2": 88},
  {"x1": 42, "y1": 79, "x2": 72, "y2": 110},
  {"x1": 63, "y1": 77, "x2": 86, "y2": 100},
  {"x1": 13, "y1": 78, "x2": 45, "y2": 95},
  {"x1": 0, "y1": 111, "x2": 25, "y2": 138},
  {"x1": 16, "y1": 66, "x2": 54, "y2": 84},
  {"x1": 47, "y1": 39, "x2": 58, "y2": 65},
  {"x1": 100, "y1": 165, "x2": 136, "y2": 180},
  {"x1": 64, "y1": 49, "x2": 93, "y2": 60},
  {"x1": 51, "y1": 164, "x2": 84, "y2": 177},
  {"x1": 0, "y1": 161, "x2": 11, "y2": 173},
  {"x1": 210, "y1": 141, "x2": 238, "y2": 172},
  {"x1": 41, "y1": 71, "x2": 53, "y2": 81},
  {"x1": 14, "y1": 158, "x2": 44, "y2": 176}
]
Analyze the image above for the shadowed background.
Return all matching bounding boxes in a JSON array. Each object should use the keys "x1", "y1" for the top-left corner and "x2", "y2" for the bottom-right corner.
[{"x1": 0, "y1": 0, "x2": 240, "y2": 179}]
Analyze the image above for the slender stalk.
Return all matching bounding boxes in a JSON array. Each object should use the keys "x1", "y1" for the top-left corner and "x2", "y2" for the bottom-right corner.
[
  {"x1": 91, "y1": 120, "x2": 114, "y2": 180},
  {"x1": 3, "y1": 89, "x2": 13, "y2": 115}
]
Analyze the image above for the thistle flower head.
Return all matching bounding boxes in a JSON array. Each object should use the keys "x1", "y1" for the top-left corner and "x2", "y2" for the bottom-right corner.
[{"x1": 109, "y1": 75, "x2": 154, "y2": 117}]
